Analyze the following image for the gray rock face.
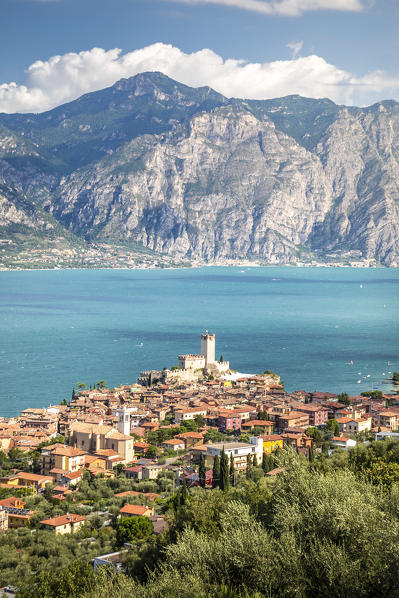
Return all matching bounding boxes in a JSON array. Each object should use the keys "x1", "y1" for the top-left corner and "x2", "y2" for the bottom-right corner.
[{"x1": 0, "y1": 73, "x2": 398, "y2": 265}]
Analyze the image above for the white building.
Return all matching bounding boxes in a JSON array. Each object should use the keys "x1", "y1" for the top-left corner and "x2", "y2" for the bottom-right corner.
[
  {"x1": 345, "y1": 417, "x2": 372, "y2": 434},
  {"x1": 204, "y1": 437, "x2": 263, "y2": 471},
  {"x1": 332, "y1": 436, "x2": 357, "y2": 450},
  {"x1": 174, "y1": 407, "x2": 208, "y2": 424}
]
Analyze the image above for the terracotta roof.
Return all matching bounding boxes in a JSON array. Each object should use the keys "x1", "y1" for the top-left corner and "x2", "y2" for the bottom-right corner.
[
  {"x1": 63, "y1": 470, "x2": 84, "y2": 480},
  {"x1": 163, "y1": 438, "x2": 185, "y2": 445},
  {"x1": 14, "y1": 472, "x2": 53, "y2": 483},
  {"x1": 242, "y1": 420, "x2": 274, "y2": 427},
  {"x1": 0, "y1": 496, "x2": 25, "y2": 508},
  {"x1": 50, "y1": 446, "x2": 86, "y2": 457},
  {"x1": 40, "y1": 513, "x2": 86, "y2": 526},
  {"x1": 119, "y1": 504, "x2": 151, "y2": 516}
]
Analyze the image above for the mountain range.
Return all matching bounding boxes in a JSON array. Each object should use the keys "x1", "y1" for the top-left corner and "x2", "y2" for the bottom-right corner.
[{"x1": 1, "y1": 71, "x2": 399, "y2": 266}]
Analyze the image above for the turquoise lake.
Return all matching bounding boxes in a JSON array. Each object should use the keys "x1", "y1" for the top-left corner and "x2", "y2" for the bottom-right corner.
[{"x1": 0, "y1": 267, "x2": 398, "y2": 417}]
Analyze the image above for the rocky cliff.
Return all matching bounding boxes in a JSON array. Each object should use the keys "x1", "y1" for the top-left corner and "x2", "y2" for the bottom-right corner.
[{"x1": 0, "y1": 72, "x2": 398, "y2": 266}]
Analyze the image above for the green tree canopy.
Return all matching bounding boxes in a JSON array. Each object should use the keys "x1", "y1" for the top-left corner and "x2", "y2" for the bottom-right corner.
[{"x1": 117, "y1": 515, "x2": 154, "y2": 544}]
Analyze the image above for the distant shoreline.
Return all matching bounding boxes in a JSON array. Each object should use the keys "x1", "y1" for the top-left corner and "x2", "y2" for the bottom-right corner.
[{"x1": 0, "y1": 262, "x2": 393, "y2": 273}]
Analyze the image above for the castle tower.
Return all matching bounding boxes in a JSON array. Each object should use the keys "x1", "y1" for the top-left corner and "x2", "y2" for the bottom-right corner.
[
  {"x1": 201, "y1": 331, "x2": 215, "y2": 367},
  {"x1": 117, "y1": 407, "x2": 131, "y2": 436}
]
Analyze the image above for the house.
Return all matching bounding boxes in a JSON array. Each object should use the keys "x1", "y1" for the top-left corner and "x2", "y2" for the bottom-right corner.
[
  {"x1": 241, "y1": 420, "x2": 274, "y2": 434},
  {"x1": 176, "y1": 432, "x2": 204, "y2": 449},
  {"x1": 3, "y1": 472, "x2": 53, "y2": 493},
  {"x1": 142, "y1": 464, "x2": 163, "y2": 480},
  {"x1": 124, "y1": 465, "x2": 143, "y2": 480},
  {"x1": 41, "y1": 444, "x2": 86, "y2": 475},
  {"x1": 294, "y1": 404, "x2": 329, "y2": 426},
  {"x1": 332, "y1": 436, "x2": 357, "y2": 449},
  {"x1": 378, "y1": 410, "x2": 399, "y2": 430},
  {"x1": 345, "y1": 417, "x2": 372, "y2": 434},
  {"x1": 119, "y1": 504, "x2": 154, "y2": 518},
  {"x1": 281, "y1": 433, "x2": 312, "y2": 450},
  {"x1": 162, "y1": 439, "x2": 185, "y2": 452},
  {"x1": 50, "y1": 469, "x2": 84, "y2": 487},
  {"x1": 85, "y1": 455, "x2": 107, "y2": 473},
  {"x1": 174, "y1": 408, "x2": 207, "y2": 425},
  {"x1": 93, "y1": 449, "x2": 124, "y2": 470},
  {"x1": 217, "y1": 411, "x2": 242, "y2": 433},
  {"x1": 262, "y1": 434, "x2": 284, "y2": 453},
  {"x1": 134, "y1": 441, "x2": 150, "y2": 454},
  {"x1": 337, "y1": 417, "x2": 372, "y2": 434},
  {"x1": 204, "y1": 437, "x2": 263, "y2": 472},
  {"x1": 277, "y1": 412, "x2": 310, "y2": 432},
  {"x1": 182, "y1": 469, "x2": 213, "y2": 487},
  {"x1": 190, "y1": 443, "x2": 207, "y2": 463},
  {"x1": 0, "y1": 497, "x2": 33, "y2": 528},
  {"x1": 40, "y1": 513, "x2": 86, "y2": 534}
]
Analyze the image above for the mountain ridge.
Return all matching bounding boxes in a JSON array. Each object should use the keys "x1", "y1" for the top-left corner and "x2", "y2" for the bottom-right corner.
[{"x1": 0, "y1": 71, "x2": 398, "y2": 267}]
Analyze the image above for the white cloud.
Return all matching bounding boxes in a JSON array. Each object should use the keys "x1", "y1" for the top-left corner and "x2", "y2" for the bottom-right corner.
[
  {"x1": 0, "y1": 43, "x2": 398, "y2": 114},
  {"x1": 166, "y1": 0, "x2": 367, "y2": 16},
  {"x1": 287, "y1": 40, "x2": 303, "y2": 59}
]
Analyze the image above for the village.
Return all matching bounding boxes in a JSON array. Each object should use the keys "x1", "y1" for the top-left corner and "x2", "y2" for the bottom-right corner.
[{"x1": 0, "y1": 332, "x2": 399, "y2": 592}]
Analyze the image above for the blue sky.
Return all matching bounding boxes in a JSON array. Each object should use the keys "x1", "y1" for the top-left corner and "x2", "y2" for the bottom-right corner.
[{"x1": 1, "y1": 0, "x2": 399, "y2": 112}]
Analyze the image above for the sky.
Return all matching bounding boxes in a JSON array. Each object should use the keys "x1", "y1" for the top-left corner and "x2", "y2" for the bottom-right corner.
[{"x1": 1, "y1": 0, "x2": 399, "y2": 113}]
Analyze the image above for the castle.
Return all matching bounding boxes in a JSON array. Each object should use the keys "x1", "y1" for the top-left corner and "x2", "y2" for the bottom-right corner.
[
  {"x1": 138, "y1": 332, "x2": 230, "y2": 387},
  {"x1": 178, "y1": 332, "x2": 230, "y2": 374}
]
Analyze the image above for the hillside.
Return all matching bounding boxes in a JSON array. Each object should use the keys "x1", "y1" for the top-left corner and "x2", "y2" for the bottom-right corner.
[{"x1": 1, "y1": 72, "x2": 399, "y2": 267}]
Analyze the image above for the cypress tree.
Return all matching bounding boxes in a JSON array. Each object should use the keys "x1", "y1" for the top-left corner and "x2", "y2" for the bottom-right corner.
[
  {"x1": 262, "y1": 452, "x2": 268, "y2": 473},
  {"x1": 246, "y1": 453, "x2": 253, "y2": 471},
  {"x1": 71, "y1": 388, "x2": 76, "y2": 401},
  {"x1": 180, "y1": 478, "x2": 189, "y2": 505},
  {"x1": 309, "y1": 444, "x2": 314, "y2": 463},
  {"x1": 253, "y1": 454, "x2": 258, "y2": 467},
  {"x1": 262, "y1": 452, "x2": 274, "y2": 473},
  {"x1": 220, "y1": 448, "x2": 229, "y2": 491},
  {"x1": 199, "y1": 453, "x2": 206, "y2": 488},
  {"x1": 229, "y1": 453, "x2": 235, "y2": 486},
  {"x1": 212, "y1": 454, "x2": 220, "y2": 489}
]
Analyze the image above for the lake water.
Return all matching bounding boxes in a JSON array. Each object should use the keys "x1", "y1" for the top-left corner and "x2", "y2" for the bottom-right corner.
[{"x1": 0, "y1": 266, "x2": 398, "y2": 417}]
